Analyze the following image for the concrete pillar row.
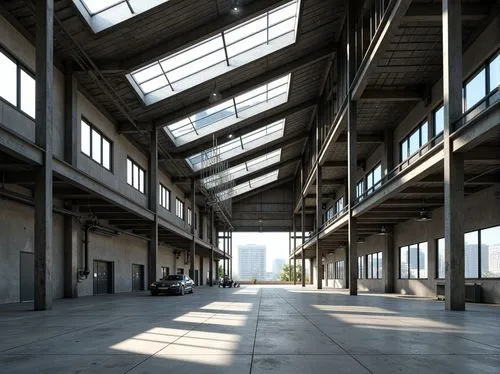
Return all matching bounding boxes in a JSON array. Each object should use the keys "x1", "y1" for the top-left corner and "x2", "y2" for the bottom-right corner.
[
  {"x1": 209, "y1": 207, "x2": 214, "y2": 286},
  {"x1": 442, "y1": 0, "x2": 465, "y2": 311},
  {"x1": 300, "y1": 163, "x2": 306, "y2": 287},
  {"x1": 189, "y1": 179, "x2": 196, "y2": 283},
  {"x1": 34, "y1": 0, "x2": 54, "y2": 311},
  {"x1": 315, "y1": 165, "x2": 323, "y2": 290},
  {"x1": 148, "y1": 129, "x2": 159, "y2": 285},
  {"x1": 309, "y1": 258, "x2": 314, "y2": 285}
]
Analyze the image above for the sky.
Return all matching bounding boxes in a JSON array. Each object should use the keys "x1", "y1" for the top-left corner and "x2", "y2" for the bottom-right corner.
[{"x1": 231, "y1": 232, "x2": 290, "y2": 276}]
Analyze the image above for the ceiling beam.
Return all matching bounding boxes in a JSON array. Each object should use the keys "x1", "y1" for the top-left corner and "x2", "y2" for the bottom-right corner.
[
  {"x1": 94, "y1": 0, "x2": 290, "y2": 71},
  {"x1": 231, "y1": 177, "x2": 294, "y2": 203},
  {"x1": 337, "y1": 132, "x2": 385, "y2": 143},
  {"x1": 404, "y1": 3, "x2": 490, "y2": 22},
  {"x1": 170, "y1": 100, "x2": 316, "y2": 158},
  {"x1": 464, "y1": 147, "x2": 500, "y2": 164},
  {"x1": 322, "y1": 161, "x2": 347, "y2": 168},
  {"x1": 360, "y1": 88, "x2": 424, "y2": 101},
  {"x1": 322, "y1": 178, "x2": 344, "y2": 186},
  {"x1": 146, "y1": 44, "x2": 334, "y2": 126}
]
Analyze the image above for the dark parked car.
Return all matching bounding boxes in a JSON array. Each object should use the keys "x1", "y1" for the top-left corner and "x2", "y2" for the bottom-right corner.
[{"x1": 150, "y1": 274, "x2": 194, "y2": 296}]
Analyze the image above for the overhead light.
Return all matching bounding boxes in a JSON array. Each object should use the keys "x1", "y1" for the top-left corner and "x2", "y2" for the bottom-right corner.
[
  {"x1": 416, "y1": 209, "x2": 432, "y2": 222},
  {"x1": 377, "y1": 225, "x2": 389, "y2": 236},
  {"x1": 228, "y1": 133, "x2": 234, "y2": 139},
  {"x1": 230, "y1": 0, "x2": 242, "y2": 15},
  {"x1": 357, "y1": 237, "x2": 366, "y2": 243},
  {"x1": 209, "y1": 86, "x2": 222, "y2": 103}
]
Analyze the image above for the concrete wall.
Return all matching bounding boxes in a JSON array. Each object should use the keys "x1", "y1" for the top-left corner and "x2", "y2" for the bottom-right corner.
[
  {"x1": 393, "y1": 185, "x2": 500, "y2": 303},
  {"x1": 0, "y1": 199, "x2": 64, "y2": 304}
]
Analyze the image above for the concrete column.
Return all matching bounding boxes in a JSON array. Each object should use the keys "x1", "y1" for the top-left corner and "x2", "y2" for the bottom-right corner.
[
  {"x1": 209, "y1": 207, "x2": 214, "y2": 286},
  {"x1": 189, "y1": 179, "x2": 196, "y2": 283},
  {"x1": 443, "y1": 0, "x2": 465, "y2": 311},
  {"x1": 309, "y1": 258, "x2": 314, "y2": 285},
  {"x1": 223, "y1": 231, "x2": 226, "y2": 277},
  {"x1": 229, "y1": 231, "x2": 233, "y2": 278},
  {"x1": 148, "y1": 129, "x2": 158, "y2": 285},
  {"x1": 63, "y1": 61, "x2": 78, "y2": 166},
  {"x1": 199, "y1": 255, "x2": 204, "y2": 286},
  {"x1": 315, "y1": 166, "x2": 323, "y2": 289},
  {"x1": 384, "y1": 229, "x2": 395, "y2": 293},
  {"x1": 63, "y1": 213, "x2": 78, "y2": 298},
  {"x1": 34, "y1": 0, "x2": 54, "y2": 311},
  {"x1": 383, "y1": 129, "x2": 394, "y2": 175},
  {"x1": 292, "y1": 215, "x2": 297, "y2": 284}
]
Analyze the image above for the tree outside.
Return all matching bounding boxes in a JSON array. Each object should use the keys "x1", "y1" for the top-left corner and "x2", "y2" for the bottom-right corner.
[
  {"x1": 217, "y1": 264, "x2": 224, "y2": 278},
  {"x1": 279, "y1": 264, "x2": 302, "y2": 282}
]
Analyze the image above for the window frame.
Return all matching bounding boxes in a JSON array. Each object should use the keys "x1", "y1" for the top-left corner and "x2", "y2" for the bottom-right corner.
[
  {"x1": 399, "y1": 120, "x2": 429, "y2": 163},
  {"x1": 126, "y1": 157, "x2": 146, "y2": 194},
  {"x1": 159, "y1": 183, "x2": 171, "y2": 211},
  {"x1": 335, "y1": 196, "x2": 344, "y2": 214},
  {"x1": 0, "y1": 45, "x2": 36, "y2": 120},
  {"x1": 366, "y1": 163, "x2": 382, "y2": 195},
  {"x1": 81, "y1": 118, "x2": 113, "y2": 171},
  {"x1": 187, "y1": 207, "x2": 192, "y2": 226},
  {"x1": 175, "y1": 198, "x2": 185, "y2": 220},
  {"x1": 399, "y1": 242, "x2": 428, "y2": 279}
]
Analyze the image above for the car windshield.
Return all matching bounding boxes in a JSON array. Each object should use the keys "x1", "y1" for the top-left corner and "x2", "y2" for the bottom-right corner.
[{"x1": 164, "y1": 275, "x2": 183, "y2": 280}]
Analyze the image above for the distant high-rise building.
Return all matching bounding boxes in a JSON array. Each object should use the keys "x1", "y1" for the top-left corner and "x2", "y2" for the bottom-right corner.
[
  {"x1": 272, "y1": 258, "x2": 286, "y2": 279},
  {"x1": 238, "y1": 244, "x2": 266, "y2": 280}
]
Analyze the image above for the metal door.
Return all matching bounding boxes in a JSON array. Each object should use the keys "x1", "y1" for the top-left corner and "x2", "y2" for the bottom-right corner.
[
  {"x1": 194, "y1": 270, "x2": 199, "y2": 286},
  {"x1": 132, "y1": 264, "x2": 144, "y2": 291},
  {"x1": 93, "y1": 260, "x2": 113, "y2": 295},
  {"x1": 20, "y1": 252, "x2": 34, "y2": 302}
]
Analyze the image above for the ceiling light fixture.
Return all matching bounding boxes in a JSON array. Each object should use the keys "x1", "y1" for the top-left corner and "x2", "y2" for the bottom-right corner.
[
  {"x1": 209, "y1": 84, "x2": 222, "y2": 103},
  {"x1": 416, "y1": 209, "x2": 432, "y2": 222},
  {"x1": 377, "y1": 225, "x2": 389, "y2": 236},
  {"x1": 227, "y1": 133, "x2": 234, "y2": 139},
  {"x1": 357, "y1": 237, "x2": 366, "y2": 243},
  {"x1": 230, "y1": 0, "x2": 242, "y2": 15}
]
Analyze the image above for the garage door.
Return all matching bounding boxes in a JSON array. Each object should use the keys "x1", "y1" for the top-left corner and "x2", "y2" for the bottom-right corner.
[{"x1": 132, "y1": 264, "x2": 144, "y2": 291}]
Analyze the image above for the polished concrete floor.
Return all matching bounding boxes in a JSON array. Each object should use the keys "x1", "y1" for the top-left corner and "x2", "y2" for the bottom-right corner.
[{"x1": 1, "y1": 285, "x2": 499, "y2": 373}]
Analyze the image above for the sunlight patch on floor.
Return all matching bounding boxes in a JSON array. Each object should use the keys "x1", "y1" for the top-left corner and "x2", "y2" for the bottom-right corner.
[
  {"x1": 233, "y1": 288, "x2": 260, "y2": 295},
  {"x1": 312, "y1": 305, "x2": 399, "y2": 314},
  {"x1": 201, "y1": 302, "x2": 253, "y2": 312}
]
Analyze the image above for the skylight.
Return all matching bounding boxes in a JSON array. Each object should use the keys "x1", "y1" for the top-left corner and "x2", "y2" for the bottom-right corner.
[
  {"x1": 201, "y1": 149, "x2": 282, "y2": 190},
  {"x1": 217, "y1": 170, "x2": 280, "y2": 201},
  {"x1": 73, "y1": 0, "x2": 170, "y2": 32},
  {"x1": 186, "y1": 119, "x2": 285, "y2": 171},
  {"x1": 164, "y1": 74, "x2": 290, "y2": 146},
  {"x1": 127, "y1": 0, "x2": 301, "y2": 105}
]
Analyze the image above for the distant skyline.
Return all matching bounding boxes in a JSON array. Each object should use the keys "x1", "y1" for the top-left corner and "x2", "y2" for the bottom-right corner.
[{"x1": 231, "y1": 232, "x2": 289, "y2": 277}]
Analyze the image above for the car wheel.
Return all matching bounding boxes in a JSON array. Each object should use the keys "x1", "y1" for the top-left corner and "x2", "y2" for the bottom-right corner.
[
  {"x1": 190, "y1": 287, "x2": 194, "y2": 294},
  {"x1": 151, "y1": 290, "x2": 158, "y2": 296},
  {"x1": 180, "y1": 286, "x2": 185, "y2": 296}
]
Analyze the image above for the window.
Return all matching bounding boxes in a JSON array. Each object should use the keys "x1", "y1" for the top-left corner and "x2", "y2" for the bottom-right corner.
[
  {"x1": 358, "y1": 256, "x2": 364, "y2": 279},
  {"x1": 0, "y1": 49, "x2": 36, "y2": 118},
  {"x1": 201, "y1": 149, "x2": 281, "y2": 189},
  {"x1": 81, "y1": 119, "x2": 112, "y2": 170},
  {"x1": 464, "y1": 68, "x2": 486, "y2": 110},
  {"x1": 433, "y1": 105, "x2": 444, "y2": 137},
  {"x1": 161, "y1": 266, "x2": 169, "y2": 278},
  {"x1": 326, "y1": 207, "x2": 334, "y2": 222},
  {"x1": 187, "y1": 120, "x2": 285, "y2": 171},
  {"x1": 217, "y1": 170, "x2": 279, "y2": 201},
  {"x1": 164, "y1": 75, "x2": 291, "y2": 145},
  {"x1": 175, "y1": 198, "x2": 184, "y2": 220},
  {"x1": 438, "y1": 226, "x2": 500, "y2": 280},
  {"x1": 356, "y1": 179, "x2": 364, "y2": 200},
  {"x1": 73, "y1": 0, "x2": 171, "y2": 33},
  {"x1": 335, "y1": 260, "x2": 344, "y2": 279},
  {"x1": 127, "y1": 157, "x2": 145, "y2": 193},
  {"x1": 399, "y1": 242, "x2": 427, "y2": 279},
  {"x1": 127, "y1": 1, "x2": 300, "y2": 105},
  {"x1": 400, "y1": 121, "x2": 428, "y2": 162},
  {"x1": 437, "y1": 238, "x2": 445, "y2": 279},
  {"x1": 159, "y1": 184, "x2": 171, "y2": 210},
  {"x1": 366, "y1": 163, "x2": 382, "y2": 195},
  {"x1": 187, "y1": 208, "x2": 192, "y2": 226},
  {"x1": 335, "y1": 196, "x2": 344, "y2": 214},
  {"x1": 489, "y1": 54, "x2": 499, "y2": 93},
  {"x1": 367, "y1": 252, "x2": 383, "y2": 279}
]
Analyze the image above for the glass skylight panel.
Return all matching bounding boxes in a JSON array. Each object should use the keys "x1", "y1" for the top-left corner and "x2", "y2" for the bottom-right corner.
[
  {"x1": 164, "y1": 75, "x2": 290, "y2": 146},
  {"x1": 186, "y1": 119, "x2": 285, "y2": 171},
  {"x1": 201, "y1": 149, "x2": 282, "y2": 189},
  {"x1": 74, "y1": 0, "x2": 170, "y2": 32},
  {"x1": 217, "y1": 170, "x2": 279, "y2": 201},
  {"x1": 127, "y1": 0, "x2": 301, "y2": 105}
]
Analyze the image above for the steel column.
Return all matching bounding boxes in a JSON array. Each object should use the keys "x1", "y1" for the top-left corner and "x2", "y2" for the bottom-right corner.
[
  {"x1": 190, "y1": 179, "x2": 196, "y2": 283},
  {"x1": 315, "y1": 166, "x2": 322, "y2": 289},
  {"x1": 209, "y1": 207, "x2": 214, "y2": 286},
  {"x1": 148, "y1": 129, "x2": 159, "y2": 285}
]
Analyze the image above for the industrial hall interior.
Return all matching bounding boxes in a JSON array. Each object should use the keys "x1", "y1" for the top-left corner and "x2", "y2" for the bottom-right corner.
[{"x1": 0, "y1": 0, "x2": 499, "y2": 373}]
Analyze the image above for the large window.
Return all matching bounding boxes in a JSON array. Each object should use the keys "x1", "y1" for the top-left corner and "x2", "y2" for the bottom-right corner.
[
  {"x1": 217, "y1": 170, "x2": 279, "y2": 201},
  {"x1": 463, "y1": 53, "x2": 499, "y2": 112},
  {"x1": 127, "y1": 1, "x2": 300, "y2": 105},
  {"x1": 400, "y1": 121, "x2": 428, "y2": 162},
  {"x1": 356, "y1": 179, "x2": 364, "y2": 200},
  {"x1": 126, "y1": 157, "x2": 145, "y2": 193},
  {"x1": 400, "y1": 242, "x2": 427, "y2": 279},
  {"x1": 187, "y1": 208, "x2": 192, "y2": 226},
  {"x1": 81, "y1": 119, "x2": 112, "y2": 170},
  {"x1": 335, "y1": 196, "x2": 344, "y2": 214},
  {"x1": 0, "y1": 48, "x2": 36, "y2": 119},
  {"x1": 335, "y1": 260, "x2": 344, "y2": 279},
  {"x1": 358, "y1": 256, "x2": 365, "y2": 279},
  {"x1": 438, "y1": 226, "x2": 500, "y2": 279},
  {"x1": 326, "y1": 207, "x2": 334, "y2": 222},
  {"x1": 366, "y1": 163, "x2": 382, "y2": 195},
  {"x1": 159, "y1": 184, "x2": 171, "y2": 210},
  {"x1": 161, "y1": 266, "x2": 170, "y2": 278},
  {"x1": 433, "y1": 105, "x2": 444, "y2": 137},
  {"x1": 367, "y1": 252, "x2": 383, "y2": 279},
  {"x1": 175, "y1": 198, "x2": 184, "y2": 220}
]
